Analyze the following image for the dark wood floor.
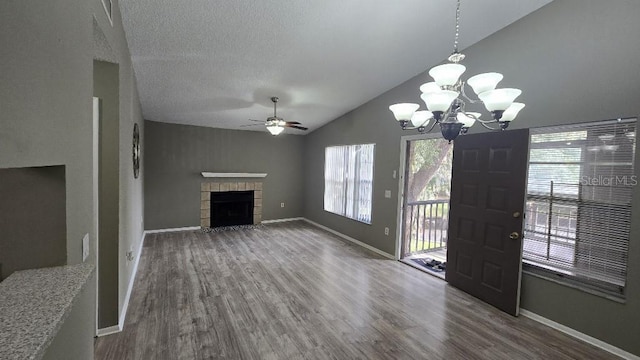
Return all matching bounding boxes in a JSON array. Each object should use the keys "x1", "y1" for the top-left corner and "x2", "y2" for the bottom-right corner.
[{"x1": 95, "y1": 221, "x2": 619, "y2": 359}]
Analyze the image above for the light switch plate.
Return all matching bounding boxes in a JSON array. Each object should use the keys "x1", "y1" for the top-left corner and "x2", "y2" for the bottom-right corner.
[
  {"x1": 385, "y1": 190, "x2": 392, "y2": 198},
  {"x1": 82, "y1": 233, "x2": 89, "y2": 262}
]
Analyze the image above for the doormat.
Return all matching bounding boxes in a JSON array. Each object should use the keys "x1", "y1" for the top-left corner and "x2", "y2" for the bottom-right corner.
[
  {"x1": 410, "y1": 258, "x2": 446, "y2": 273},
  {"x1": 201, "y1": 224, "x2": 265, "y2": 233}
]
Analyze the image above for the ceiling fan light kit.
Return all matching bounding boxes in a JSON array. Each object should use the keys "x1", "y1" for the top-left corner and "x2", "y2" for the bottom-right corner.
[
  {"x1": 389, "y1": 0, "x2": 525, "y2": 142},
  {"x1": 266, "y1": 122, "x2": 285, "y2": 135},
  {"x1": 253, "y1": 96, "x2": 308, "y2": 136}
]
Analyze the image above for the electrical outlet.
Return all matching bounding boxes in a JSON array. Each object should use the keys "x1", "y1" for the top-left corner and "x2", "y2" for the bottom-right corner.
[
  {"x1": 82, "y1": 233, "x2": 89, "y2": 262},
  {"x1": 281, "y1": 202, "x2": 285, "y2": 208},
  {"x1": 126, "y1": 251, "x2": 134, "y2": 262},
  {"x1": 384, "y1": 227, "x2": 389, "y2": 236}
]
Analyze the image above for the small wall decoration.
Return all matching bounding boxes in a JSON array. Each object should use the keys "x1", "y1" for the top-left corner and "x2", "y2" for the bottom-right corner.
[{"x1": 133, "y1": 123, "x2": 140, "y2": 179}]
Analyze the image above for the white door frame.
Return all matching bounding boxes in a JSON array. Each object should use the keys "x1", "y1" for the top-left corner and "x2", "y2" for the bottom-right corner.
[
  {"x1": 92, "y1": 97, "x2": 100, "y2": 336},
  {"x1": 394, "y1": 132, "x2": 444, "y2": 260}
]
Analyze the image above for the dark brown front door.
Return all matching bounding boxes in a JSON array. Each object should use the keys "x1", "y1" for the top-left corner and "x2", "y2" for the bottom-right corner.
[{"x1": 445, "y1": 129, "x2": 529, "y2": 316}]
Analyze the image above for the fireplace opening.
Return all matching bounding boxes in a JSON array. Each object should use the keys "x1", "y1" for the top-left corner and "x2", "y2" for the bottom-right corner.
[{"x1": 210, "y1": 190, "x2": 254, "y2": 227}]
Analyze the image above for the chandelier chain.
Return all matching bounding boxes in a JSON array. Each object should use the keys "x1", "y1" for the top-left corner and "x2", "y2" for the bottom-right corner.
[{"x1": 454, "y1": 0, "x2": 461, "y2": 53}]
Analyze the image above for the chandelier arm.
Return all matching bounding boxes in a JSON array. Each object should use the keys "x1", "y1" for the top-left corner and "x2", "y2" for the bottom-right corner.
[
  {"x1": 463, "y1": 112, "x2": 500, "y2": 125},
  {"x1": 425, "y1": 119, "x2": 440, "y2": 133},
  {"x1": 477, "y1": 121, "x2": 500, "y2": 131},
  {"x1": 459, "y1": 83, "x2": 482, "y2": 104},
  {"x1": 475, "y1": 118, "x2": 499, "y2": 124},
  {"x1": 461, "y1": 110, "x2": 498, "y2": 126},
  {"x1": 460, "y1": 111, "x2": 497, "y2": 125},
  {"x1": 400, "y1": 125, "x2": 423, "y2": 131},
  {"x1": 400, "y1": 118, "x2": 439, "y2": 133}
]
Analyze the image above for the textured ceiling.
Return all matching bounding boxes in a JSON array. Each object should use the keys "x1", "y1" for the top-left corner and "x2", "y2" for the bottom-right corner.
[{"x1": 119, "y1": 0, "x2": 552, "y2": 134}]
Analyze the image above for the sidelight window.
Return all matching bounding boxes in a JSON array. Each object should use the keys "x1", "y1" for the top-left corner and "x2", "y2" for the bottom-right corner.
[
  {"x1": 324, "y1": 144, "x2": 375, "y2": 224},
  {"x1": 523, "y1": 118, "x2": 636, "y2": 298}
]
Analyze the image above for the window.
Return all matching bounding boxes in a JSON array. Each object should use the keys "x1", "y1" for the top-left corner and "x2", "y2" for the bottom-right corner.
[
  {"x1": 523, "y1": 118, "x2": 636, "y2": 297},
  {"x1": 324, "y1": 144, "x2": 375, "y2": 224}
]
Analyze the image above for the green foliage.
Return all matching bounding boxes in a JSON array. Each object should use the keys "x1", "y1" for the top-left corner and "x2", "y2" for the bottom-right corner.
[{"x1": 408, "y1": 139, "x2": 453, "y2": 201}]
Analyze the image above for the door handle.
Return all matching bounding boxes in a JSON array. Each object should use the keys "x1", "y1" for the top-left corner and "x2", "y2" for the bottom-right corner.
[{"x1": 509, "y1": 232, "x2": 520, "y2": 240}]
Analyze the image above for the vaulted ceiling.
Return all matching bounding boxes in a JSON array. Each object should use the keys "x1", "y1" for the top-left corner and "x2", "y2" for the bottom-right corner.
[{"x1": 120, "y1": 0, "x2": 552, "y2": 134}]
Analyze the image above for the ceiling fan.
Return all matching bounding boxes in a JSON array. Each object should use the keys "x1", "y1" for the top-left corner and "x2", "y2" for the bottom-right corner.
[{"x1": 244, "y1": 97, "x2": 308, "y2": 135}]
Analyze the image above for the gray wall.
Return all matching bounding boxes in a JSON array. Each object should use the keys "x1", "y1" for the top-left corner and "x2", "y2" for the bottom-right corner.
[
  {"x1": 94, "y1": 61, "x2": 120, "y2": 327},
  {"x1": 303, "y1": 0, "x2": 640, "y2": 355},
  {"x1": 304, "y1": 107, "x2": 405, "y2": 256},
  {"x1": 145, "y1": 120, "x2": 305, "y2": 229},
  {"x1": 97, "y1": 3, "x2": 146, "y2": 331},
  {"x1": 1, "y1": 0, "x2": 93, "y2": 275},
  {"x1": 0, "y1": 0, "x2": 144, "y2": 350},
  {"x1": 42, "y1": 272, "x2": 96, "y2": 360},
  {"x1": 0, "y1": 166, "x2": 67, "y2": 280},
  {"x1": 92, "y1": 0, "x2": 146, "y2": 331}
]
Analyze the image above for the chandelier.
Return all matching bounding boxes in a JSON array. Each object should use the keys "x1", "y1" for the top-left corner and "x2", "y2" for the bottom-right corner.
[{"x1": 389, "y1": 0, "x2": 525, "y2": 142}]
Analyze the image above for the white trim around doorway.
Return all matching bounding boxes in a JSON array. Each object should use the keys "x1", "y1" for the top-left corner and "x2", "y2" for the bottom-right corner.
[{"x1": 395, "y1": 132, "x2": 448, "y2": 261}]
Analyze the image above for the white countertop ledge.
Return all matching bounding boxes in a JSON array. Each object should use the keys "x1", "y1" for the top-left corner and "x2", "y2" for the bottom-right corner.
[{"x1": 201, "y1": 172, "x2": 267, "y2": 178}]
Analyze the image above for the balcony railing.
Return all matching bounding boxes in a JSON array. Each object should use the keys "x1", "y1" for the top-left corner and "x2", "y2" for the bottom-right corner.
[
  {"x1": 523, "y1": 199, "x2": 577, "y2": 265},
  {"x1": 403, "y1": 199, "x2": 449, "y2": 257}
]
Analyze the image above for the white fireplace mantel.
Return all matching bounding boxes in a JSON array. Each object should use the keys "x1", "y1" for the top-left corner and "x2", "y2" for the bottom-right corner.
[{"x1": 201, "y1": 172, "x2": 267, "y2": 178}]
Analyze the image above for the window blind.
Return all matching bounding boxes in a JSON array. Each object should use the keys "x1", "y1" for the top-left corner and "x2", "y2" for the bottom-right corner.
[
  {"x1": 324, "y1": 144, "x2": 374, "y2": 224},
  {"x1": 524, "y1": 118, "x2": 636, "y2": 296}
]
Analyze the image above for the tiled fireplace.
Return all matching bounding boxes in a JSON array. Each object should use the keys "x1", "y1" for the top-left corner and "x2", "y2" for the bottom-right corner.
[{"x1": 200, "y1": 181, "x2": 263, "y2": 228}]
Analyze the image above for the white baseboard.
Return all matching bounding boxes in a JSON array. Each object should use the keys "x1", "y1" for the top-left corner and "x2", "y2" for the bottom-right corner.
[
  {"x1": 96, "y1": 231, "x2": 146, "y2": 337},
  {"x1": 96, "y1": 324, "x2": 121, "y2": 337},
  {"x1": 145, "y1": 226, "x2": 201, "y2": 234},
  {"x1": 262, "y1": 217, "x2": 304, "y2": 224},
  {"x1": 118, "y1": 231, "x2": 145, "y2": 328},
  {"x1": 520, "y1": 309, "x2": 640, "y2": 360},
  {"x1": 302, "y1": 218, "x2": 395, "y2": 260}
]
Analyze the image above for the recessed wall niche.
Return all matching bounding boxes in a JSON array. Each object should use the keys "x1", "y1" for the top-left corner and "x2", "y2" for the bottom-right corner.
[{"x1": 0, "y1": 165, "x2": 67, "y2": 281}]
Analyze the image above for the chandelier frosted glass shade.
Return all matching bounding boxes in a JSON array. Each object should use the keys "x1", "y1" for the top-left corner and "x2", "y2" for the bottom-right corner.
[
  {"x1": 477, "y1": 88, "x2": 522, "y2": 112},
  {"x1": 419, "y1": 82, "x2": 441, "y2": 94},
  {"x1": 411, "y1": 110, "x2": 432, "y2": 127},
  {"x1": 266, "y1": 125, "x2": 284, "y2": 136},
  {"x1": 500, "y1": 102, "x2": 525, "y2": 122},
  {"x1": 466, "y1": 72, "x2": 503, "y2": 95},
  {"x1": 456, "y1": 112, "x2": 481, "y2": 128},
  {"x1": 428, "y1": 63, "x2": 466, "y2": 87},
  {"x1": 420, "y1": 90, "x2": 459, "y2": 112},
  {"x1": 389, "y1": 103, "x2": 420, "y2": 121}
]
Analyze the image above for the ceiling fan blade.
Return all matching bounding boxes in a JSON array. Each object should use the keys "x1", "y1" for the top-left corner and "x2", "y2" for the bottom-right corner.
[
  {"x1": 239, "y1": 123, "x2": 263, "y2": 127},
  {"x1": 284, "y1": 121, "x2": 301, "y2": 125},
  {"x1": 286, "y1": 124, "x2": 308, "y2": 131},
  {"x1": 247, "y1": 119, "x2": 264, "y2": 123}
]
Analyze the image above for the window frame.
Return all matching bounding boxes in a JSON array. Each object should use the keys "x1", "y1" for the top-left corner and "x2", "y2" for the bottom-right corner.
[
  {"x1": 522, "y1": 118, "x2": 637, "y2": 300},
  {"x1": 323, "y1": 143, "x2": 375, "y2": 224}
]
